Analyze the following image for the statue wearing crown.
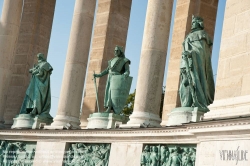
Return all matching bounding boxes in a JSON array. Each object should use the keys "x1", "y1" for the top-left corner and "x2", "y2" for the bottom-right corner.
[
  {"x1": 167, "y1": 16, "x2": 215, "y2": 126},
  {"x1": 179, "y1": 15, "x2": 215, "y2": 111}
]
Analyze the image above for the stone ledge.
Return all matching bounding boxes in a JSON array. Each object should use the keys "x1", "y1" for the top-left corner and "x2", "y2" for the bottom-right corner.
[
  {"x1": 0, "y1": 116, "x2": 250, "y2": 143},
  {"x1": 205, "y1": 95, "x2": 250, "y2": 119}
]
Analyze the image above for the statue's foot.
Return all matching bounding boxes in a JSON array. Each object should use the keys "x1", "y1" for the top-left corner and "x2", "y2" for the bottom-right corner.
[
  {"x1": 30, "y1": 109, "x2": 37, "y2": 117},
  {"x1": 104, "y1": 107, "x2": 111, "y2": 113}
]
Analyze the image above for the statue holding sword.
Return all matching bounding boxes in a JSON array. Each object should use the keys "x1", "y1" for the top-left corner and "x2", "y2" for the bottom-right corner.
[{"x1": 93, "y1": 45, "x2": 132, "y2": 114}]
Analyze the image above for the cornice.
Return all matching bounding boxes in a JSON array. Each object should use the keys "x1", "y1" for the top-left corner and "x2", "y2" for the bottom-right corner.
[{"x1": 0, "y1": 117, "x2": 250, "y2": 143}]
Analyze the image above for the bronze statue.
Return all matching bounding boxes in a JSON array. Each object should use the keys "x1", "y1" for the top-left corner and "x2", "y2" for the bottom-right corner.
[
  {"x1": 94, "y1": 46, "x2": 132, "y2": 114},
  {"x1": 179, "y1": 15, "x2": 215, "y2": 111},
  {"x1": 20, "y1": 53, "x2": 53, "y2": 118}
]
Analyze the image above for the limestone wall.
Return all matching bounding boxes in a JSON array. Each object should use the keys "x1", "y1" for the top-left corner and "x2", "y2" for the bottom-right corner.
[
  {"x1": 205, "y1": 0, "x2": 250, "y2": 119},
  {"x1": 214, "y1": 0, "x2": 250, "y2": 99}
]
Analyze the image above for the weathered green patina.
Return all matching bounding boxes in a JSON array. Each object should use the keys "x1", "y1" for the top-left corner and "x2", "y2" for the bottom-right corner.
[
  {"x1": 64, "y1": 143, "x2": 110, "y2": 166},
  {"x1": 94, "y1": 46, "x2": 132, "y2": 114},
  {"x1": 20, "y1": 53, "x2": 53, "y2": 118},
  {"x1": 0, "y1": 140, "x2": 36, "y2": 165},
  {"x1": 179, "y1": 16, "x2": 215, "y2": 111},
  {"x1": 141, "y1": 144, "x2": 196, "y2": 166}
]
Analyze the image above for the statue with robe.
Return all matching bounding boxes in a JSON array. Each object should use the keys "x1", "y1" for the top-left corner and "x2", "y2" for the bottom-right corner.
[
  {"x1": 179, "y1": 16, "x2": 215, "y2": 111},
  {"x1": 20, "y1": 53, "x2": 53, "y2": 118}
]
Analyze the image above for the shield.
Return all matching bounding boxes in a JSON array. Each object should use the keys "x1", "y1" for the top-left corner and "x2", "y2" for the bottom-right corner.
[{"x1": 110, "y1": 75, "x2": 133, "y2": 114}]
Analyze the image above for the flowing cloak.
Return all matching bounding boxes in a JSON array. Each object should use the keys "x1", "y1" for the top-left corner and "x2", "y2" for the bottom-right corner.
[
  {"x1": 20, "y1": 61, "x2": 53, "y2": 117},
  {"x1": 179, "y1": 29, "x2": 215, "y2": 109},
  {"x1": 102, "y1": 57, "x2": 130, "y2": 108}
]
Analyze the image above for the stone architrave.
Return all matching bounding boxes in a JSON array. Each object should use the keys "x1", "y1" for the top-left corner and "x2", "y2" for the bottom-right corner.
[
  {"x1": 204, "y1": 0, "x2": 250, "y2": 119},
  {"x1": 3, "y1": 0, "x2": 56, "y2": 128},
  {"x1": 50, "y1": 0, "x2": 96, "y2": 129},
  {"x1": 123, "y1": 0, "x2": 174, "y2": 128},
  {"x1": 161, "y1": 0, "x2": 218, "y2": 126},
  {"x1": 80, "y1": 0, "x2": 132, "y2": 128},
  {"x1": 0, "y1": 0, "x2": 23, "y2": 128}
]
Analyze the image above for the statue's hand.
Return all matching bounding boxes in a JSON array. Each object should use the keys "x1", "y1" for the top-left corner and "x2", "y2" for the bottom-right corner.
[
  {"x1": 123, "y1": 73, "x2": 129, "y2": 78},
  {"x1": 29, "y1": 69, "x2": 33, "y2": 73},
  {"x1": 93, "y1": 73, "x2": 101, "y2": 78},
  {"x1": 192, "y1": 80, "x2": 196, "y2": 87},
  {"x1": 182, "y1": 51, "x2": 191, "y2": 58}
]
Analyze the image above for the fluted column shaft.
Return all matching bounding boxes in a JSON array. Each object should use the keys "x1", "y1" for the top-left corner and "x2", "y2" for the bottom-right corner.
[
  {"x1": 51, "y1": 0, "x2": 96, "y2": 128},
  {"x1": 0, "y1": 0, "x2": 23, "y2": 127},
  {"x1": 127, "y1": 0, "x2": 173, "y2": 127}
]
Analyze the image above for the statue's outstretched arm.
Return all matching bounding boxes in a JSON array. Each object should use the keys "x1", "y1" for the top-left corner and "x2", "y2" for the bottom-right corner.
[{"x1": 94, "y1": 67, "x2": 109, "y2": 78}]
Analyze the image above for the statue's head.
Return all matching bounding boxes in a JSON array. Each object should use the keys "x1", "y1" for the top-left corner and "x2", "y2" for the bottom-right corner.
[
  {"x1": 37, "y1": 53, "x2": 46, "y2": 62},
  {"x1": 152, "y1": 146, "x2": 158, "y2": 152},
  {"x1": 114, "y1": 45, "x2": 125, "y2": 57},
  {"x1": 191, "y1": 15, "x2": 204, "y2": 30},
  {"x1": 144, "y1": 145, "x2": 150, "y2": 152}
]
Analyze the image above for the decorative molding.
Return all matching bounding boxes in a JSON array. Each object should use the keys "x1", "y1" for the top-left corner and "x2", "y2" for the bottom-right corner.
[{"x1": 1, "y1": 117, "x2": 250, "y2": 143}]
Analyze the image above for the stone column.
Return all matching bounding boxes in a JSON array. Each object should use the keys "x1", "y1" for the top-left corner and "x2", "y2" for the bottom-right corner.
[
  {"x1": 80, "y1": 0, "x2": 132, "y2": 128},
  {"x1": 51, "y1": 0, "x2": 96, "y2": 128},
  {"x1": 126, "y1": 0, "x2": 174, "y2": 127},
  {"x1": 204, "y1": 0, "x2": 250, "y2": 119},
  {"x1": 0, "y1": 0, "x2": 23, "y2": 128},
  {"x1": 161, "y1": 0, "x2": 218, "y2": 125},
  {"x1": 3, "y1": 0, "x2": 56, "y2": 128}
]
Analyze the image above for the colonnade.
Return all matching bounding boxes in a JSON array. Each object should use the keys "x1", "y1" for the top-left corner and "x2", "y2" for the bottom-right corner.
[{"x1": 0, "y1": 0, "x2": 250, "y2": 128}]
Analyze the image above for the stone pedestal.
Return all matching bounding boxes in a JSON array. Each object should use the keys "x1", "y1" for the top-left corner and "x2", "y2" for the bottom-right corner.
[
  {"x1": 11, "y1": 114, "x2": 53, "y2": 129},
  {"x1": 87, "y1": 113, "x2": 128, "y2": 129},
  {"x1": 167, "y1": 107, "x2": 206, "y2": 126},
  {"x1": 123, "y1": 112, "x2": 162, "y2": 128}
]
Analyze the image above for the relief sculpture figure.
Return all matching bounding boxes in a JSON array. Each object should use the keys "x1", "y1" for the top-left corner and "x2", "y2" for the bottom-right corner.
[
  {"x1": 141, "y1": 145, "x2": 196, "y2": 166},
  {"x1": 64, "y1": 143, "x2": 110, "y2": 166},
  {"x1": 179, "y1": 15, "x2": 215, "y2": 111}
]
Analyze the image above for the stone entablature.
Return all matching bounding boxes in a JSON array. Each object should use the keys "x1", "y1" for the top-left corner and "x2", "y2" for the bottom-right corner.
[
  {"x1": 1, "y1": 117, "x2": 250, "y2": 142},
  {"x1": 1, "y1": 117, "x2": 250, "y2": 165}
]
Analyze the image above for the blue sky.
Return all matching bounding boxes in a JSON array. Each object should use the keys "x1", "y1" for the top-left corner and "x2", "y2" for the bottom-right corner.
[{"x1": 0, "y1": 0, "x2": 226, "y2": 117}]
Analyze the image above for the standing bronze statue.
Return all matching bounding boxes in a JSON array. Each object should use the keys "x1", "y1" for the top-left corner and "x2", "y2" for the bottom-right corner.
[
  {"x1": 179, "y1": 15, "x2": 215, "y2": 111},
  {"x1": 94, "y1": 45, "x2": 132, "y2": 114},
  {"x1": 20, "y1": 53, "x2": 53, "y2": 118}
]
